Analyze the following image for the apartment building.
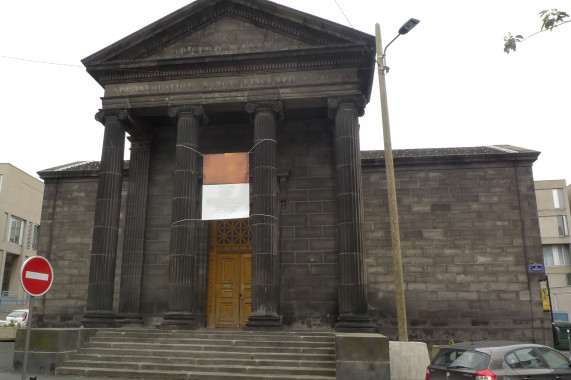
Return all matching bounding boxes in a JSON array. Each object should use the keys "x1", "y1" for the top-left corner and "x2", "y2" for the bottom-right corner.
[
  {"x1": 535, "y1": 180, "x2": 571, "y2": 321},
  {"x1": 0, "y1": 164, "x2": 44, "y2": 300}
]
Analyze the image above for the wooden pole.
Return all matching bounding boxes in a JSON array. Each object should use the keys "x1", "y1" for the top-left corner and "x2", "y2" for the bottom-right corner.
[{"x1": 375, "y1": 23, "x2": 408, "y2": 342}]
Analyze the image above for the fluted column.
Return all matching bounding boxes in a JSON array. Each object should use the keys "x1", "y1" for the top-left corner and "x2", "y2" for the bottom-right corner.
[
  {"x1": 117, "y1": 138, "x2": 151, "y2": 325},
  {"x1": 245, "y1": 102, "x2": 282, "y2": 328},
  {"x1": 162, "y1": 105, "x2": 206, "y2": 329},
  {"x1": 328, "y1": 97, "x2": 374, "y2": 331},
  {"x1": 82, "y1": 109, "x2": 127, "y2": 327}
]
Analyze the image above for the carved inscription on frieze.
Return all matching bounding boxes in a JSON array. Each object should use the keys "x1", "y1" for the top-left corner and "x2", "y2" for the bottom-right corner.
[
  {"x1": 147, "y1": 17, "x2": 311, "y2": 59},
  {"x1": 104, "y1": 70, "x2": 357, "y2": 97}
]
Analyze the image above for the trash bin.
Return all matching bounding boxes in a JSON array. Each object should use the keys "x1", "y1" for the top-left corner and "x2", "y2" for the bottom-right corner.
[{"x1": 554, "y1": 321, "x2": 571, "y2": 350}]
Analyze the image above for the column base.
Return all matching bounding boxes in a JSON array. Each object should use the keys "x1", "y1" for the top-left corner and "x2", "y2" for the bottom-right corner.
[
  {"x1": 82, "y1": 310, "x2": 117, "y2": 328},
  {"x1": 245, "y1": 314, "x2": 283, "y2": 330},
  {"x1": 115, "y1": 313, "x2": 144, "y2": 327},
  {"x1": 335, "y1": 315, "x2": 376, "y2": 333},
  {"x1": 161, "y1": 312, "x2": 199, "y2": 330}
]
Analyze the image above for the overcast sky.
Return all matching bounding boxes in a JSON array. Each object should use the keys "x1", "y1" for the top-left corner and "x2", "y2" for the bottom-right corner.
[{"x1": 1, "y1": 0, "x2": 570, "y2": 183}]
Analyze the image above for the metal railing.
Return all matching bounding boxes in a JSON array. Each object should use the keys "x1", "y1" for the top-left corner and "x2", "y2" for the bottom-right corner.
[{"x1": 1, "y1": 290, "x2": 19, "y2": 298}]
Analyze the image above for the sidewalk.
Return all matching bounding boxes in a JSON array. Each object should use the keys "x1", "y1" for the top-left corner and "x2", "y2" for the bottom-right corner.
[{"x1": 0, "y1": 341, "x2": 136, "y2": 380}]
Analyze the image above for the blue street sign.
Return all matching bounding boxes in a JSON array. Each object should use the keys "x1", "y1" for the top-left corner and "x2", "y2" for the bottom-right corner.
[{"x1": 529, "y1": 264, "x2": 544, "y2": 272}]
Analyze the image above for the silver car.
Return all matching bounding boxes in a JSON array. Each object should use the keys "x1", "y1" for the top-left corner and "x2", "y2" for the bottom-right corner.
[{"x1": 426, "y1": 341, "x2": 571, "y2": 379}]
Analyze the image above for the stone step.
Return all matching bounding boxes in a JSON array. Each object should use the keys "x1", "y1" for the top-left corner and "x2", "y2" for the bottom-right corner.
[
  {"x1": 83, "y1": 341, "x2": 335, "y2": 355},
  {"x1": 72, "y1": 353, "x2": 336, "y2": 368},
  {"x1": 77, "y1": 347, "x2": 335, "y2": 361},
  {"x1": 90, "y1": 336, "x2": 333, "y2": 348},
  {"x1": 60, "y1": 360, "x2": 335, "y2": 377},
  {"x1": 56, "y1": 367, "x2": 336, "y2": 379},
  {"x1": 57, "y1": 329, "x2": 337, "y2": 379},
  {"x1": 97, "y1": 330, "x2": 334, "y2": 342}
]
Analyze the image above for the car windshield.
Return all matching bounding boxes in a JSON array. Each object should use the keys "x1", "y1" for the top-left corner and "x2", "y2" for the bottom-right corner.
[
  {"x1": 432, "y1": 348, "x2": 490, "y2": 370},
  {"x1": 8, "y1": 311, "x2": 26, "y2": 318}
]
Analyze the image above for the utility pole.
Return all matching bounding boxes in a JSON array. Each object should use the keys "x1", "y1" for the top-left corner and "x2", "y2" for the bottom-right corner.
[{"x1": 375, "y1": 22, "x2": 408, "y2": 342}]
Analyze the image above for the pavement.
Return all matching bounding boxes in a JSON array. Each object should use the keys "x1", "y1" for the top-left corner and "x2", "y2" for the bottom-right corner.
[{"x1": 0, "y1": 341, "x2": 136, "y2": 380}]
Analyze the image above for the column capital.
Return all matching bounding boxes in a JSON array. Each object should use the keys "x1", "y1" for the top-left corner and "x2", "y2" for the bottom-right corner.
[
  {"x1": 127, "y1": 138, "x2": 151, "y2": 151},
  {"x1": 327, "y1": 96, "x2": 366, "y2": 119},
  {"x1": 245, "y1": 101, "x2": 284, "y2": 121},
  {"x1": 168, "y1": 105, "x2": 208, "y2": 124},
  {"x1": 95, "y1": 109, "x2": 132, "y2": 125}
]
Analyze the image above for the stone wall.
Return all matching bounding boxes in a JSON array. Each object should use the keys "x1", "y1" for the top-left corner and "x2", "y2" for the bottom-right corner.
[
  {"x1": 35, "y1": 144, "x2": 551, "y2": 344},
  {"x1": 362, "y1": 156, "x2": 550, "y2": 344},
  {"x1": 139, "y1": 124, "x2": 175, "y2": 319},
  {"x1": 277, "y1": 119, "x2": 338, "y2": 328},
  {"x1": 35, "y1": 177, "x2": 97, "y2": 326}
]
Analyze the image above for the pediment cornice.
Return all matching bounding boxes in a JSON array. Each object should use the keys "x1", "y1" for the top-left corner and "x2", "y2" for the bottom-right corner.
[{"x1": 82, "y1": 0, "x2": 375, "y2": 86}]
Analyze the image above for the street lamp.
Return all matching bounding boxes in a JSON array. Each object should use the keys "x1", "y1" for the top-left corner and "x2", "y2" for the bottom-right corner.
[{"x1": 375, "y1": 19, "x2": 419, "y2": 343}]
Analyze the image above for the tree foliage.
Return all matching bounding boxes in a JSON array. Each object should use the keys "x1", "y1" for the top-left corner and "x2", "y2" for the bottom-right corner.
[{"x1": 504, "y1": 9, "x2": 570, "y2": 53}]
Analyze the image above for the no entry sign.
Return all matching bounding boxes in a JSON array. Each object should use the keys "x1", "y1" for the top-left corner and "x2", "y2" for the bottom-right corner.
[{"x1": 20, "y1": 256, "x2": 54, "y2": 296}]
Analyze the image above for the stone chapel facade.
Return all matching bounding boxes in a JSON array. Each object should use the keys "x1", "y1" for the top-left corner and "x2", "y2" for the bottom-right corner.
[{"x1": 36, "y1": 0, "x2": 551, "y2": 344}]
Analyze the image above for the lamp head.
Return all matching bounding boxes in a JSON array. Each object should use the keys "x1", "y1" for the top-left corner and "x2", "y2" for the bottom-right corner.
[{"x1": 398, "y1": 18, "x2": 420, "y2": 35}]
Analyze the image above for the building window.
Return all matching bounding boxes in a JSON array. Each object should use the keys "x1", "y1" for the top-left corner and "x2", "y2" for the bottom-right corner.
[
  {"x1": 9, "y1": 216, "x2": 25, "y2": 245},
  {"x1": 553, "y1": 189, "x2": 566, "y2": 209},
  {"x1": 1, "y1": 262, "x2": 10, "y2": 292},
  {"x1": 32, "y1": 225, "x2": 39, "y2": 250},
  {"x1": 557, "y1": 216, "x2": 569, "y2": 236},
  {"x1": 544, "y1": 245, "x2": 571, "y2": 267},
  {"x1": 26, "y1": 223, "x2": 32, "y2": 249}
]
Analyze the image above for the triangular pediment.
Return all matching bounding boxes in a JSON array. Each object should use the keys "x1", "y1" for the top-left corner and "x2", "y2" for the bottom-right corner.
[
  {"x1": 83, "y1": 0, "x2": 373, "y2": 65},
  {"x1": 82, "y1": 0, "x2": 375, "y2": 93},
  {"x1": 145, "y1": 15, "x2": 312, "y2": 60}
]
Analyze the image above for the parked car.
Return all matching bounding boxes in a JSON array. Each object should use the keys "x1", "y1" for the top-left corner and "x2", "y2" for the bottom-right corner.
[
  {"x1": 0, "y1": 309, "x2": 29, "y2": 327},
  {"x1": 426, "y1": 340, "x2": 571, "y2": 379}
]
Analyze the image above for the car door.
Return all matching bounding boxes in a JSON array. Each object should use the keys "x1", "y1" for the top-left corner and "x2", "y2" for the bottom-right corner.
[
  {"x1": 535, "y1": 347, "x2": 571, "y2": 379},
  {"x1": 505, "y1": 348, "x2": 554, "y2": 379}
]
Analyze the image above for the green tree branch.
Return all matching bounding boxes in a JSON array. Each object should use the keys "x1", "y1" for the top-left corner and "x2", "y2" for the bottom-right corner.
[{"x1": 504, "y1": 9, "x2": 569, "y2": 53}]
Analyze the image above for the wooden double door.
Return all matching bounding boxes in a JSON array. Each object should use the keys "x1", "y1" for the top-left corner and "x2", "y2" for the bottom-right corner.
[{"x1": 207, "y1": 220, "x2": 252, "y2": 328}]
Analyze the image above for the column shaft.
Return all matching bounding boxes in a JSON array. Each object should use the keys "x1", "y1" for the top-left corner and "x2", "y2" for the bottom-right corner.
[
  {"x1": 246, "y1": 102, "x2": 282, "y2": 328},
  {"x1": 118, "y1": 139, "x2": 151, "y2": 323},
  {"x1": 163, "y1": 106, "x2": 204, "y2": 328},
  {"x1": 329, "y1": 99, "x2": 374, "y2": 330},
  {"x1": 83, "y1": 111, "x2": 126, "y2": 327}
]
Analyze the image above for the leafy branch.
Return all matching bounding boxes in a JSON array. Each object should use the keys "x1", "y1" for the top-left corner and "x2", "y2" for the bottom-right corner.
[{"x1": 504, "y1": 9, "x2": 570, "y2": 53}]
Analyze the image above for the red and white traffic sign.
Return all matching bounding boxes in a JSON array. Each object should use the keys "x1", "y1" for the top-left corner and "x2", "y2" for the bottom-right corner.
[{"x1": 20, "y1": 256, "x2": 54, "y2": 296}]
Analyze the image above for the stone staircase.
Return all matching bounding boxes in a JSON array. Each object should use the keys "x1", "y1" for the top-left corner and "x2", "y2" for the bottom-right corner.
[{"x1": 56, "y1": 328, "x2": 337, "y2": 379}]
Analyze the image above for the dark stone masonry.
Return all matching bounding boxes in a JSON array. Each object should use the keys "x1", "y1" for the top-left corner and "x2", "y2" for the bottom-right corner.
[{"x1": 34, "y1": 0, "x2": 549, "y2": 345}]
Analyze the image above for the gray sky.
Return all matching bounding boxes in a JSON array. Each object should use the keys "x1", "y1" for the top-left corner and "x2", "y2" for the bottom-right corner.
[{"x1": 1, "y1": 1, "x2": 570, "y2": 183}]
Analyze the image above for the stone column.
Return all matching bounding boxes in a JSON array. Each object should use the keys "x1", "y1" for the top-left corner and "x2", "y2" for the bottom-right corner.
[
  {"x1": 82, "y1": 109, "x2": 127, "y2": 327},
  {"x1": 117, "y1": 138, "x2": 151, "y2": 325},
  {"x1": 245, "y1": 102, "x2": 282, "y2": 328},
  {"x1": 328, "y1": 98, "x2": 374, "y2": 331},
  {"x1": 162, "y1": 105, "x2": 205, "y2": 329}
]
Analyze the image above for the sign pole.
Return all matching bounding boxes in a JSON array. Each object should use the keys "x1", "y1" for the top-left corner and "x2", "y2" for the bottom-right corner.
[
  {"x1": 21, "y1": 296, "x2": 33, "y2": 380},
  {"x1": 19, "y1": 256, "x2": 54, "y2": 380}
]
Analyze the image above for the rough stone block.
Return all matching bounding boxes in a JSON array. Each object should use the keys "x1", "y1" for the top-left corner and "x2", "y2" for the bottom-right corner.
[
  {"x1": 389, "y1": 341, "x2": 430, "y2": 380},
  {"x1": 335, "y1": 333, "x2": 390, "y2": 380},
  {"x1": 13, "y1": 328, "x2": 99, "y2": 374}
]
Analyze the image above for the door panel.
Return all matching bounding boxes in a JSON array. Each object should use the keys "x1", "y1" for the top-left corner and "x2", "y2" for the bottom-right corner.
[
  {"x1": 215, "y1": 254, "x2": 240, "y2": 327},
  {"x1": 240, "y1": 254, "x2": 252, "y2": 327},
  {"x1": 212, "y1": 252, "x2": 252, "y2": 328}
]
